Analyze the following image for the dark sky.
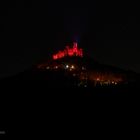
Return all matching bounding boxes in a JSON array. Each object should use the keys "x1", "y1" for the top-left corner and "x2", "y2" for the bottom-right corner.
[{"x1": 0, "y1": 1, "x2": 140, "y2": 77}]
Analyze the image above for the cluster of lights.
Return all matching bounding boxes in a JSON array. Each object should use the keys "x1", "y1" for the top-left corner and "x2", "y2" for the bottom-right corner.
[
  {"x1": 53, "y1": 42, "x2": 83, "y2": 60},
  {"x1": 65, "y1": 64, "x2": 75, "y2": 71},
  {"x1": 95, "y1": 77, "x2": 118, "y2": 85}
]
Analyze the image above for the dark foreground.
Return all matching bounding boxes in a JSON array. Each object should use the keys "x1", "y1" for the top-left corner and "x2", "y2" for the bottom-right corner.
[{"x1": 0, "y1": 74, "x2": 140, "y2": 138}]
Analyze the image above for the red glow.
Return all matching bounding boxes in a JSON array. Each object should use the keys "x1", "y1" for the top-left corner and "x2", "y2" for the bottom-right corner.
[{"x1": 52, "y1": 42, "x2": 83, "y2": 60}]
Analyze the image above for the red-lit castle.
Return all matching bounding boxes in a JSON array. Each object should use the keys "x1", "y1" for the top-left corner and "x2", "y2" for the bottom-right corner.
[
  {"x1": 53, "y1": 42, "x2": 83, "y2": 60},
  {"x1": 37, "y1": 42, "x2": 125, "y2": 86}
]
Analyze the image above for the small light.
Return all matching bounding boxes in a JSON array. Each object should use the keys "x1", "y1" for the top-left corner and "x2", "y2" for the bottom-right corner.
[
  {"x1": 66, "y1": 65, "x2": 69, "y2": 68},
  {"x1": 71, "y1": 65, "x2": 75, "y2": 69},
  {"x1": 97, "y1": 78, "x2": 100, "y2": 81},
  {"x1": 82, "y1": 67, "x2": 85, "y2": 70},
  {"x1": 73, "y1": 74, "x2": 76, "y2": 76}
]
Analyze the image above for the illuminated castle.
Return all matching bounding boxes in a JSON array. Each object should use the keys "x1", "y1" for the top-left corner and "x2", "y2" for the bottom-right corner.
[
  {"x1": 37, "y1": 42, "x2": 126, "y2": 87},
  {"x1": 53, "y1": 42, "x2": 83, "y2": 60}
]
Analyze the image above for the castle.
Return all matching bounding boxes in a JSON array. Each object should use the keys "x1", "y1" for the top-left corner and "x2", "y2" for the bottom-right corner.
[{"x1": 53, "y1": 42, "x2": 83, "y2": 60}]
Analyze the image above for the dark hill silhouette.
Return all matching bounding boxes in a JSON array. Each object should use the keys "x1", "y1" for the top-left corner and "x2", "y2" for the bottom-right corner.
[
  {"x1": 0, "y1": 56, "x2": 140, "y2": 137},
  {"x1": 0, "y1": 56, "x2": 139, "y2": 97}
]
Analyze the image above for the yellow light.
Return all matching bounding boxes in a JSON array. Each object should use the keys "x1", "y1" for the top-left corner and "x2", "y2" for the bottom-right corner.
[{"x1": 71, "y1": 65, "x2": 75, "y2": 69}]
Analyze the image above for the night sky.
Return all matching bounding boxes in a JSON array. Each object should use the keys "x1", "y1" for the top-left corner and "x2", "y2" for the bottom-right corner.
[{"x1": 0, "y1": 1, "x2": 140, "y2": 77}]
